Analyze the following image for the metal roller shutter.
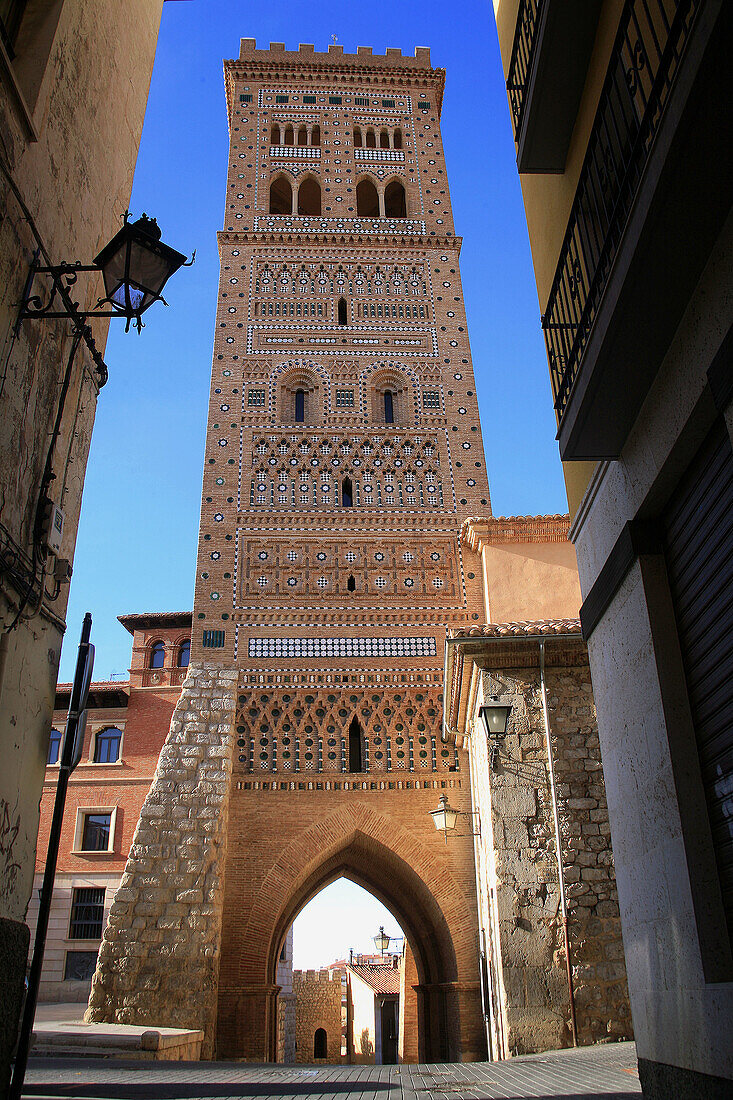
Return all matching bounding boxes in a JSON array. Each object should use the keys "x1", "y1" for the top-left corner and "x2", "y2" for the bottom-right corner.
[{"x1": 663, "y1": 416, "x2": 733, "y2": 944}]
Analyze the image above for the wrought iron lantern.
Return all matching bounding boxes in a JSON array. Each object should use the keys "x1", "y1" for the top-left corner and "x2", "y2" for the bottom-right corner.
[
  {"x1": 93, "y1": 213, "x2": 188, "y2": 331},
  {"x1": 429, "y1": 793, "x2": 459, "y2": 837},
  {"x1": 479, "y1": 699, "x2": 512, "y2": 770},
  {"x1": 373, "y1": 926, "x2": 392, "y2": 956}
]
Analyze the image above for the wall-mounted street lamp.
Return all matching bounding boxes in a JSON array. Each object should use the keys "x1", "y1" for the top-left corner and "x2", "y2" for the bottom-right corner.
[
  {"x1": 6, "y1": 212, "x2": 192, "y2": 630},
  {"x1": 429, "y1": 793, "x2": 480, "y2": 843},
  {"x1": 479, "y1": 700, "x2": 512, "y2": 770}
]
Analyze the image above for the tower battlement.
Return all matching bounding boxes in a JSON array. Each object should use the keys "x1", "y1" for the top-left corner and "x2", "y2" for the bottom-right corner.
[{"x1": 235, "y1": 39, "x2": 434, "y2": 68}]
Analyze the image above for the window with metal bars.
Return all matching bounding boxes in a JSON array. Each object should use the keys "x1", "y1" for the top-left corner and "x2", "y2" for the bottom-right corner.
[{"x1": 69, "y1": 887, "x2": 105, "y2": 939}]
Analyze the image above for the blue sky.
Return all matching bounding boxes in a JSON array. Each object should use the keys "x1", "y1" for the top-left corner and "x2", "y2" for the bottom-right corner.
[{"x1": 59, "y1": 0, "x2": 566, "y2": 682}]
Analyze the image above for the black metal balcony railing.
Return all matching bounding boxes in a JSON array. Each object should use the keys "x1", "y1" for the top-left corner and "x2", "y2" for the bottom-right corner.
[
  {"x1": 542, "y1": 0, "x2": 700, "y2": 422},
  {"x1": 506, "y1": 0, "x2": 544, "y2": 137}
]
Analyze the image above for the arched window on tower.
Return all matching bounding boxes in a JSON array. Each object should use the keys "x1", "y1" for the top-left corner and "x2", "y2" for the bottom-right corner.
[
  {"x1": 297, "y1": 126, "x2": 308, "y2": 146},
  {"x1": 149, "y1": 641, "x2": 165, "y2": 669},
  {"x1": 384, "y1": 180, "x2": 406, "y2": 218},
  {"x1": 269, "y1": 176, "x2": 292, "y2": 215},
  {"x1": 394, "y1": 128, "x2": 403, "y2": 150},
  {"x1": 356, "y1": 179, "x2": 379, "y2": 218},
  {"x1": 384, "y1": 391, "x2": 395, "y2": 424},
  {"x1": 294, "y1": 389, "x2": 305, "y2": 423},
  {"x1": 270, "y1": 124, "x2": 280, "y2": 144},
  {"x1": 380, "y1": 129, "x2": 390, "y2": 149},
  {"x1": 337, "y1": 297, "x2": 347, "y2": 326},
  {"x1": 284, "y1": 124, "x2": 294, "y2": 145},
  {"x1": 348, "y1": 717, "x2": 363, "y2": 773},
  {"x1": 177, "y1": 640, "x2": 190, "y2": 668},
  {"x1": 347, "y1": 575, "x2": 356, "y2": 592},
  {"x1": 365, "y1": 128, "x2": 376, "y2": 148},
  {"x1": 311, "y1": 124, "x2": 320, "y2": 146},
  {"x1": 314, "y1": 1029, "x2": 327, "y2": 1059},
  {"x1": 298, "y1": 177, "x2": 321, "y2": 216},
  {"x1": 342, "y1": 477, "x2": 353, "y2": 507},
  {"x1": 353, "y1": 126, "x2": 362, "y2": 147}
]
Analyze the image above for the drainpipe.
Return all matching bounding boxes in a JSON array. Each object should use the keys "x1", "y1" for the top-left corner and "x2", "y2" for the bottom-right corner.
[{"x1": 539, "y1": 639, "x2": 578, "y2": 1047}]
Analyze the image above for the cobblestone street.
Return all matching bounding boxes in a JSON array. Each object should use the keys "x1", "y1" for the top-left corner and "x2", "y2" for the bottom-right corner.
[{"x1": 23, "y1": 1042, "x2": 640, "y2": 1099}]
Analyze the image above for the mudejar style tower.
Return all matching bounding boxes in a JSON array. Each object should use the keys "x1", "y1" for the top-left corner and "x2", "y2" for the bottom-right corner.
[{"x1": 89, "y1": 40, "x2": 491, "y2": 1063}]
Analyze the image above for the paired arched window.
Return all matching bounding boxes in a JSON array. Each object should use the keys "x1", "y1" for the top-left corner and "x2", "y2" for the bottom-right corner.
[
  {"x1": 284, "y1": 124, "x2": 294, "y2": 145},
  {"x1": 349, "y1": 717, "x2": 363, "y2": 773},
  {"x1": 356, "y1": 179, "x2": 379, "y2": 218},
  {"x1": 94, "y1": 727, "x2": 122, "y2": 764},
  {"x1": 298, "y1": 177, "x2": 321, "y2": 216},
  {"x1": 149, "y1": 640, "x2": 165, "y2": 669},
  {"x1": 297, "y1": 126, "x2": 308, "y2": 146},
  {"x1": 384, "y1": 180, "x2": 406, "y2": 218},
  {"x1": 380, "y1": 129, "x2": 390, "y2": 148},
  {"x1": 270, "y1": 124, "x2": 279, "y2": 144},
  {"x1": 177, "y1": 640, "x2": 190, "y2": 668},
  {"x1": 353, "y1": 126, "x2": 362, "y2": 147},
  {"x1": 269, "y1": 175, "x2": 292, "y2": 215},
  {"x1": 47, "y1": 728, "x2": 62, "y2": 766},
  {"x1": 314, "y1": 1028, "x2": 327, "y2": 1059},
  {"x1": 365, "y1": 128, "x2": 376, "y2": 149},
  {"x1": 311, "y1": 125, "x2": 320, "y2": 146},
  {"x1": 394, "y1": 128, "x2": 403, "y2": 149},
  {"x1": 294, "y1": 389, "x2": 305, "y2": 423}
]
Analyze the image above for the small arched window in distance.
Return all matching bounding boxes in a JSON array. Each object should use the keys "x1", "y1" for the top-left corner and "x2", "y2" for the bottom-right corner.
[
  {"x1": 394, "y1": 128, "x2": 403, "y2": 149},
  {"x1": 342, "y1": 477, "x2": 353, "y2": 507},
  {"x1": 348, "y1": 717, "x2": 363, "y2": 772},
  {"x1": 347, "y1": 575, "x2": 356, "y2": 592},
  {"x1": 384, "y1": 391, "x2": 395, "y2": 424},
  {"x1": 177, "y1": 639, "x2": 190, "y2": 668},
  {"x1": 297, "y1": 126, "x2": 307, "y2": 146},
  {"x1": 269, "y1": 176, "x2": 292, "y2": 215},
  {"x1": 356, "y1": 179, "x2": 379, "y2": 218},
  {"x1": 380, "y1": 129, "x2": 390, "y2": 148},
  {"x1": 284, "y1": 124, "x2": 294, "y2": 145},
  {"x1": 384, "y1": 180, "x2": 406, "y2": 218},
  {"x1": 337, "y1": 297, "x2": 347, "y2": 326},
  {"x1": 314, "y1": 1028, "x2": 327, "y2": 1059},
  {"x1": 298, "y1": 177, "x2": 321, "y2": 216},
  {"x1": 365, "y1": 128, "x2": 376, "y2": 148},
  {"x1": 270, "y1": 124, "x2": 280, "y2": 144},
  {"x1": 353, "y1": 126, "x2": 362, "y2": 147},
  {"x1": 311, "y1": 124, "x2": 320, "y2": 146},
  {"x1": 149, "y1": 640, "x2": 165, "y2": 669}
]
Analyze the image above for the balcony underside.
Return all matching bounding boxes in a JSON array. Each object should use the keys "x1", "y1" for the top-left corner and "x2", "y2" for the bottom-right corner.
[
  {"x1": 517, "y1": 0, "x2": 602, "y2": 173},
  {"x1": 558, "y1": 0, "x2": 732, "y2": 462}
]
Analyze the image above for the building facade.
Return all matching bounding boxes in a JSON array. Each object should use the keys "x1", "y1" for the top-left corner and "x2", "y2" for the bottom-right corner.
[
  {"x1": 0, "y1": 1, "x2": 165, "y2": 1086},
  {"x1": 87, "y1": 40, "x2": 492, "y2": 1064},
  {"x1": 28, "y1": 613, "x2": 190, "y2": 1003},
  {"x1": 492, "y1": 0, "x2": 732, "y2": 1094}
]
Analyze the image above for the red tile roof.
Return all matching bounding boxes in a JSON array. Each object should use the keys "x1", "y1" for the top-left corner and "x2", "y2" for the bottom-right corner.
[{"x1": 348, "y1": 964, "x2": 401, "y2": 994}]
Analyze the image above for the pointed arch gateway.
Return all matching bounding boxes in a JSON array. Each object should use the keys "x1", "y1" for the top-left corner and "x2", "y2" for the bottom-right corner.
[{"x1": 215, "y1": 804, "x2": 485, "y2": 1064}]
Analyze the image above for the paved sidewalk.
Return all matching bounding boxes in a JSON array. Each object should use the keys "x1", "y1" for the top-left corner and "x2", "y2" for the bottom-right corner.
[{"x1": 23, "y1": 1042, "x2": 640, "y2": 1099}]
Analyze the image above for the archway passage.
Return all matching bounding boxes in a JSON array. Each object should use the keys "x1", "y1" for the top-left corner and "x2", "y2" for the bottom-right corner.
[{"x1": 216, "y1": 799, "x2": 486, "y2": 1065}]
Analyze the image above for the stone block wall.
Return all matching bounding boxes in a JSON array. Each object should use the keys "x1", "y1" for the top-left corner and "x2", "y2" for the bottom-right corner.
[
  {"x1": 293, "y1": 969, "x2": 345, "y2": 1063},
  {"x1": 469, "y1": 653, "x2": 632, "y2": 1055},
  {"x1": 85, "y1": 663, "x2": 238, "y2": 1057}
]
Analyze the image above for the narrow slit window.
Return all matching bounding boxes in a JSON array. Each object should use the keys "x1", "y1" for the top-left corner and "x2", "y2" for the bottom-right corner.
[
  {"x1": 337, "y1": 298, "x2": 347, "y2": 326},
  {"x1": 342, "y1": 477, "x2": 353, "y2": 507},
  {"x1": 348, "y1": 717, "x2": 363, "y2": 772},
  {"x1": 347, "y1": 575, "x2": 356, "y2": 592},
  {"x1": 384, "y1": 391, "x2": 394, "y2": 424},
  {"x1": 294, "y1": 389, "x2": 305, "y2": 423}
]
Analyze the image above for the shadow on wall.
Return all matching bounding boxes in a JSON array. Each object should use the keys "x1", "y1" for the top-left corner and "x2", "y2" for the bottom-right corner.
[{"x1": 360, "y1": 1028, "x2": 373, "y2": 1057}]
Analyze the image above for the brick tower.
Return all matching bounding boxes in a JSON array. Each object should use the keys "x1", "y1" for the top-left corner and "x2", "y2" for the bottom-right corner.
[{"x1": 89, "y1": 40, "x2": 490, "y2": 1063}]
